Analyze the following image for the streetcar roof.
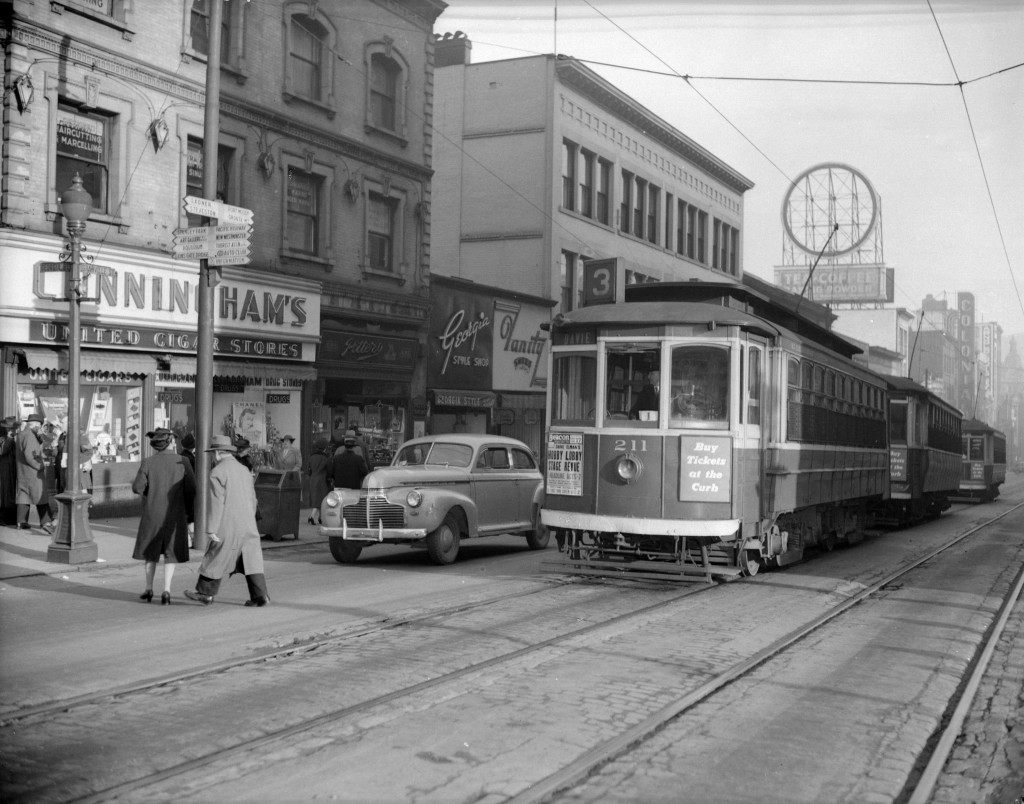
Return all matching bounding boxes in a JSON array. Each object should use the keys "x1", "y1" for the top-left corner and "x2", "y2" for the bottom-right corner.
[{"x1": 552, "y1": 300, "x2": 780, "y2": 339}]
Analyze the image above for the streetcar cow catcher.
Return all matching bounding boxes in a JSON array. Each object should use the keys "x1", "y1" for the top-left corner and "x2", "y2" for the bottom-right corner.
[{"x1": 541, "y1": 278, "x2": 967, "y2": 582}]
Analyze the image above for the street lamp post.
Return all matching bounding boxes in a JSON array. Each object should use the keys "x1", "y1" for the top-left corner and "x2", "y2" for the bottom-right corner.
[{"x1": 48, "y1": 173, "x2": 98, "y2": 564}]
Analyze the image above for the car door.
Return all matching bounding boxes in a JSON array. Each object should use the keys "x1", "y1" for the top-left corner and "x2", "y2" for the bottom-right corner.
[
  {"x1": 511, "y1": 446, "x2": 542, "y2": 527},
  {"x1": 472, "y1": 445, "x2": 520, "y2": 534}
]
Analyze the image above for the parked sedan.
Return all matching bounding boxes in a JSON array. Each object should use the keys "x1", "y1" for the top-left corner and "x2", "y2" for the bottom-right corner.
[{"x1": 319, "y1": 433, "x2": 548, "y2": 565}]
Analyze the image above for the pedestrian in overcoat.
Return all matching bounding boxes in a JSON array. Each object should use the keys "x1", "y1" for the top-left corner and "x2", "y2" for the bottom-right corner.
[
  {"x1": 185, "y1": 434, "x2": 269, "y2": 607},
  {"x1": 327, "y1": 431, "x2": 369, "y2": 491},
  {"x1": 0, "y1": 416, "x2": 19, "y2": 526},
  {"x1": 132, "y1": 429, "x2": 195, "y2": 605},
  {"x1": 15, "y1": 413, "x2": 54, "y2": 532},
  {"x1": 306, "y1": 437, "x2": 330, "y2": 525}
]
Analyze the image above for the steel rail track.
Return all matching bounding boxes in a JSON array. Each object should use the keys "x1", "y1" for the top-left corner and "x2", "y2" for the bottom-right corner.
[
  {"x1": 0, "y1": 575, "x2": 571, "y2": 726},
  {"x1": 13, "y1": 500, "x2": 1019, "y2": 803},
  {"x1": 506, "y1": 499, "x2": 1024, "y2": 804},
  {"x1": 69, "y1": 581, "x2": 710, "y2": 803}
]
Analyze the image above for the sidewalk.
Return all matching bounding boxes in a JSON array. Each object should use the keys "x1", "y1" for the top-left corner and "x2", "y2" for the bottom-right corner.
[{"x1": 0, "y1": 515, "x2": 326, "y2": 581}]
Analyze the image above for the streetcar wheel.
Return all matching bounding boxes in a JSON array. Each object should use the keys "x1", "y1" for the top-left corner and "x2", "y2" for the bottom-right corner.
[
  {"x1": 821, "y1": 532, "x2": 838, "y2": 552},
  {"x1": 329, "y1": 539, "x2": 363, "y2": 564},
  {"x1": 739, "y1": 549, "x2": 762, "y2": 577},
  {"x1": 426, "y1": 512, "x2": 461, "y2": 565},
  {"x1": 526, "y1": 506, "x2": 550, "y2": 550}
]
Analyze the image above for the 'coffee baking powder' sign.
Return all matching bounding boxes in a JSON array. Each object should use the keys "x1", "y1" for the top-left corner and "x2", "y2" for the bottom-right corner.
[{"x1": 678, "y1": 435, "x2": 731, "y2": 502}]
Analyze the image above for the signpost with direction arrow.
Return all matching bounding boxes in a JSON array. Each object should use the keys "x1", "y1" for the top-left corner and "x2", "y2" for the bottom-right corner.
[{"x1": 172, "y1": 198, "x2": 253, "y2": 265}]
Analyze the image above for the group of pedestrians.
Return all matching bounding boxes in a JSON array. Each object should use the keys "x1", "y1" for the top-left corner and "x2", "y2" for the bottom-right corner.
[
  {"x1": 1, "y1": 413, "x2": 55, "y2": 533},
  {"x1": 2, "y1": 414, "x2": 379, "y2": 608},
  {"x1": 304, "y1": 423, "x2": 372, "y2": 525},
  {"x1": 131, "y1": 429, "x2": 270, "y2": 608}
]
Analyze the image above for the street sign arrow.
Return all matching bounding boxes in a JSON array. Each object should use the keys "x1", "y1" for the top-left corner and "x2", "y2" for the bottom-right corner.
[
  {"x1": 38, "y1": 261, "x2": 114, "y2": 276},
  {"x1": 207, "y1": 253, "x2": 252, "y2": 266},
  {"x1": 183, "y1": 196, "x2": 253, "y2": 224},
  {"x1": 39, "y1": 262, "x2": 68, "y2": 272},
  {"x1": 213, "y1": 223, "x2": 252, "y2": 237}
]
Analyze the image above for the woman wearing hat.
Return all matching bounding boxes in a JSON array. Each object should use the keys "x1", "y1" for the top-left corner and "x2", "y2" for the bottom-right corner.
[
  {"x1": 15, "y1": 413, "x2": 54, "y2": 533},
  {"x1": 305, "y1": 436, "x2": 330, "y2": 525},
  {"x1": 185, "y1": 434, "x2": 270, "y2": 607},
  {"x1": 131, "y1": 429, "x2": 196, "y2": 604},
  {"x1": 276, "y1": 434, "x2": 301, "y2": 471}
]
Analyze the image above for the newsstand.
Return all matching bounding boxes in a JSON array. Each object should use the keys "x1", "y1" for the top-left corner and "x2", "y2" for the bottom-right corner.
[{"x1": 254, "y1": 468, "x2": 301, "y2": 541}]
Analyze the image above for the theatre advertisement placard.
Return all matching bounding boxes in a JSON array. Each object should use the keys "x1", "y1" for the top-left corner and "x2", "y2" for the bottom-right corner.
[{"x1": 428, "y1": 287, "x2": 493, "y2": 390}]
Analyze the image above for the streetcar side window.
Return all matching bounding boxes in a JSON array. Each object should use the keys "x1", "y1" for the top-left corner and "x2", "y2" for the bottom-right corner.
[
  {"x1": 551, "y1": 353, "x2": 597, "y2": 425},
  {"x1": 669, "y1": 345, "x2": 730, "y2": 427},
  {"x1": 890, "y1": 400, "x2": 908, "y2": 445},
  {"x1": 746, "y1": 346, "x2": 761, "y2": 425}
]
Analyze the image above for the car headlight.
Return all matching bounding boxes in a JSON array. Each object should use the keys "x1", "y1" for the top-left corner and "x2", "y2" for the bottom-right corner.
[
  {"x1": 324, "y1": 493, "x2": 340, "y2": 509},
  {"x1": 616, "y1": 454, "x2": 642, "y2": 483},
  {"x1": 406, "y1": 489, "x2": 423, "y2": 508}
]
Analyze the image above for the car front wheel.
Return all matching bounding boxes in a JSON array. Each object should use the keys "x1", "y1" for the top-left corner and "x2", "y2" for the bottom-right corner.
[
  {"x1": 330, "y1": 539, "x2": 363, "y2": 564},
  {"x1": 426, "y1": 512, "x2": 461, "y2": 565}
]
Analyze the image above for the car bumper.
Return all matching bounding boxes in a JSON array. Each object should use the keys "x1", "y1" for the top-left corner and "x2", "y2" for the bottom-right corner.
[{"x1": 320, "y1": 522, "x2": 428, "y2": 542}]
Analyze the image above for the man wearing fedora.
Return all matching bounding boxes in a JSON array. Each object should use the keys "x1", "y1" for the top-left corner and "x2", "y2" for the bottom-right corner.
[
  {"x1": 15, "y1": 413, "x2": 54, "y2": 533},
  {"x1": 185, "y1": 434, "x2": 270, "y2": 607}
]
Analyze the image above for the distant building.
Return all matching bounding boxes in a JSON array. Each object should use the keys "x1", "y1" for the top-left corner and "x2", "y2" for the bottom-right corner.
[
  {"x1": 830, "y1": 308, "x2": 915, "y2": 378},
  {"x1": 431, "y1": 34, "x2": 753, "y2": 451}
]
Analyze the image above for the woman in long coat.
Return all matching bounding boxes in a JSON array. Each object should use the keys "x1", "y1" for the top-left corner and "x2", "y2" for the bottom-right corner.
[
  {"x1": 15, "y1": 413, "x2": 53, "y2": 532},
  {"x1": 0, "y1": 416, "x2": 19, "y2": 526},
  {"x1": 132, "y1": 429, "x2": 196, "y2": 604},
  {"x1": 305, "y1": 437, "x2": 330, "y2": 525},
  {"x1": 185, "y1": 434, "x2": 269, "y2": 607}
]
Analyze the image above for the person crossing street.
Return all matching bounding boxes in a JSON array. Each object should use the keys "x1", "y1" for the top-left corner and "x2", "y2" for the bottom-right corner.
[{"x1": 185, "y1": 434, "x2": 270, "y2": 608}]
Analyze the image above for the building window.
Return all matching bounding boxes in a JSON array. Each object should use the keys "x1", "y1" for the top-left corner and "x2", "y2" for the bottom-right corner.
[
  {"x1": 189, "y1": 0, "x2": 229, "y2": 62},
  {"x1": 633, "y1": 176, "x2": 647, "y2": 238},
  {"x1": 665, "y1": 193, "x2": 674, "y2": 250},
  {"x1": 370, "y1": 54, "x2": 399, "y2": 131},
  {"x1": 647, "y1": 184, "x2": 659, "y2": 245},
  {"x1": 713, "y1": 219, "x2": 740, "y2": 275},
  {"x1": 620, "y1": 170, "x2": 633, "y2": 234},
  {"x1": 289, "y1": 15, "x2": 324, "y2": 101},
  {"x1": 287, "y1": 167, "x2": 321, "y2": 255},
  {"x1": 560, "y1": 250, "x2": 581, "y2": 312},
  {"x1": 561, "y1": 140, "x2": 577, "y2": 212},
  {"x1": 697, "y1": 210, "x2": 707, "y2": 263},
  {"x1": 368, "y1": 193, "x2": 396, "y2": 271},
  {"x1": 56, "y1": 105, "x2": 110, "y2": 216},
  {"x1": 596, "y1": 158, "x2": 611, "y2": 224},
  {"x1": 579, "y1": 150, "x2": 595, "y2": 218},
  {"x1": 185, "y1": 137, "x2": 233, "y2": 227}
]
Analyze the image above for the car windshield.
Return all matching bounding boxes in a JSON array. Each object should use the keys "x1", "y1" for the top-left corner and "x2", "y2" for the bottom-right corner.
[{"x1": 394, "y1": 441, "x2": 474, "y2": 468}]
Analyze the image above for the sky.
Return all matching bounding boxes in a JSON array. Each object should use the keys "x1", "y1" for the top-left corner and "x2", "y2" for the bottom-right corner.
[{"x1": 434, "y1": 0, "x2": 1024, "y2": 340}]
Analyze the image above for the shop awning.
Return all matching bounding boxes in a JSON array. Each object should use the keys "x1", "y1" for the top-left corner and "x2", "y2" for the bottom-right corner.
[
  {"x1": 16, "y1": 347, "x2": 156, "y2": 376},
  {"x1": 166, "y1": 356, "x2": 316, "y2": 382}
]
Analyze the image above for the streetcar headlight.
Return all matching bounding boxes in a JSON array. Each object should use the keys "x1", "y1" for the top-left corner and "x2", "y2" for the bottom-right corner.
[
  {"x1": 616, "y1": 454, "x2": 642, "y2": 483},
  {"x1": 406, "y1": 489, "x2": 423, "y2": 508}
]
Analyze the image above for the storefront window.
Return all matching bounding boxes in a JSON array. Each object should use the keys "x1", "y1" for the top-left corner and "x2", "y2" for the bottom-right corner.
[
  {"x1": 155, "y1": 383, "x2": 196, "y2": 444},
  {"x1": 19, "y1": 380, "x2": 142, "y2": 464}
]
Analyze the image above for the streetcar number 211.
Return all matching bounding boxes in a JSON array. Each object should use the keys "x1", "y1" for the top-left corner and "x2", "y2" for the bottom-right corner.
[{"x1": 614, "y1": 439, "x2": 647, "y2": 452}]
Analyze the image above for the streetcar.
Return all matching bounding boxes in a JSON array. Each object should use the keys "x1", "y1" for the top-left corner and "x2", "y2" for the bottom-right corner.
[
  {"x1": 541, "y1": 279, "x2": 891, "y2": 582},
  {"x1": 870, "y1": 376, "x2": 962, "y2": 526},
  {"x1": 954, "y1": 419, "x2": 1006, "y2": 502}
]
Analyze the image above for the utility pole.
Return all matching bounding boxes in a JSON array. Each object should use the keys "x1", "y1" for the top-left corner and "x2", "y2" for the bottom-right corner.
[{"x1": 193, "y1": 0, "x2": 223, "y2": 552}]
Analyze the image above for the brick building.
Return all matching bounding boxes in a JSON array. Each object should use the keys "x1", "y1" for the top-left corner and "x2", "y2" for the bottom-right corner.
[{"x1": 1, "y1": 0, "x2": 444, "y2": 511}]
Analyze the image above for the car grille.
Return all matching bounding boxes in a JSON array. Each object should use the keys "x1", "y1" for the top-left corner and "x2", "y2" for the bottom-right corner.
[{"x1": 343, "y1": 494, "x2": 406, "y2": 528}]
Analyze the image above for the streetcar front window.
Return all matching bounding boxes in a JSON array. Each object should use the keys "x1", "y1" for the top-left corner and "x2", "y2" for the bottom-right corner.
[
  {"x1": 551, "y1": 353, "x2": 597, "y2": 425},
  {"x1": 605, "y1": 344, "x2": 661, "y2": 422},
  {"x1": 669, "y1": 345, "x2": 730, "y2": 427}
]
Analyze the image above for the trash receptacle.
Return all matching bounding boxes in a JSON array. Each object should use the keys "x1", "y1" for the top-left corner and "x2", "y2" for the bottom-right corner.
[{"x1": 254, "y1": 468, "x2": 301, "y2": 541}]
